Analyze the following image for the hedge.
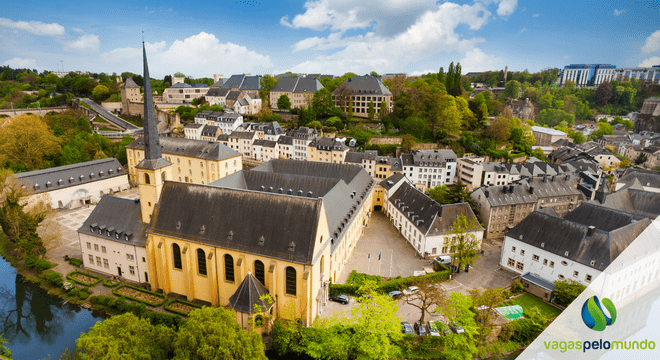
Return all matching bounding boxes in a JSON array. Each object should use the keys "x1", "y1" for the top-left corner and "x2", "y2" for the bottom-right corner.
[
  {"x1": 164, "y1": 299, "x2": 202, "y2": 317},
  {"x1": 103, "y1": 278, "x2": 121, "y2": 288},
  {"x1": 346, "y1": 270, "x2": 382, "y2": 286},
  {"x1": 329, "y1": 269, "x2": 451, "y2": 296},
  {"x1": 68, "y1": 258, "x2": 83, "y2": 267},
  {"x1": 89, "y1": 295, "x2": 185, "y2": 330},
  {"x1": 67, "y1": 271, "x2": 103, "y2": 286},
  {"x1": 43, "y1": 270, "x2": 63, "y2": 287},
  {"x1": 112, "y1": 284, "x2": 167, "y2": 307}
]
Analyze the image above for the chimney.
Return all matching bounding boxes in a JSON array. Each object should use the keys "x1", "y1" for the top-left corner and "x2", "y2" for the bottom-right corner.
[
  {"x1": 437, "y1": 207, "x2": 443, "y2": 218},
  {"x1": 587, "y1": 226, "x2": 596, "y2": 237},
  {"x1": 551, "y1": 176, "x2": 556, "y2": 182}
]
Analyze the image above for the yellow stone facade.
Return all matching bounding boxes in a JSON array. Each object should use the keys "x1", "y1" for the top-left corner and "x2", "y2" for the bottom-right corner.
[{"x1": 307, "y1": 145, "x2": 348, "y2": 164}]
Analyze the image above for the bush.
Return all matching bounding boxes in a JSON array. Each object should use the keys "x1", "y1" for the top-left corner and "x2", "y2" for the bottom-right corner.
[
  {"x1": 43, "y1": 270, "x2": 63, "y2": 287},
  {"x1": 68, "y1": 288, "x2": 79, "y2": 297},
  {"x1": 103, "y1": 278, "x2": 121, "y2": 287},
  {"x1": 35, "y1": 259, "x2": 52, "y2": 272},
  {"x1": 68, "y1": 258, "x2": 83, "y2": 267},
  {"x1": 67, "y1": 271, "x2": 102, "y2": 286},
  {"x1": 553, "y1": 279, "x2": 586, "y2": 306},
  {"x1": 24, "y1": 255, "x2": 37, "y2": 269},
  {"x1": 511, "y1": 279, "x2": 524, "y2": 293},
  {"x1": 78, "y1": 289, "x2": 90, "y2": 300}
]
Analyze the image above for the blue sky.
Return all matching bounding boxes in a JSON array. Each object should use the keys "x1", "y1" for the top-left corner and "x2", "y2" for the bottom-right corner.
[{"x1": 1, "y1": 0, "x2": 659, "y2": 79}]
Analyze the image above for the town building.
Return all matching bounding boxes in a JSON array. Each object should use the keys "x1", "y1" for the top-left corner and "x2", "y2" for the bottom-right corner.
[
  {"x1": 587, "y1": 147, "x2": 621, "y2": 169},
  {"x1": 331, "y1": 76, "x2": 393, "y2": 117},
  {"x1": 193, "y1": 111, "x2": 244, "y2": 135},
  {"x1": 228, "y1": 131, "x2": 258, "y2": 158},
  {"x1": 126, "y1": 136, "x2": 242, "y2": 185},
  {"x1": 374, "y1": 156, "x2": 403, "y2": 180},
  {"x1": 400, "y1": 150, "x2": 457, "y2": 191},
  {"x1": 559, "y1": 64, "x2": 616, "y2": 87},
  {"x1": 120, "y1": 78, "x2": 141, "y2": 115},
  {"x1": 252, "y1": 139, "x2": 279, "y2": 162},
  {"x1": 613, "y1": 65, "x2": 660, "y2": 84},
  {"x1": 233, "y1": 93, "x2": 262, "y2": 115},
  {"x1": 614, "y1": 168, "x2": 660, "y2": 193},
  {"x1": 184, "y1": 123, "x2": 204, "y2": 140},
  {"x1": 500, "y1": 204, "x2": 651, "y2": 289},
  {"x1": 345, "y1": 151, "x2": 378, "y2": 177},
  {"x1": 292, "y1": 127, "x2": 317, "y2": 161},
  {"x1": 14, "y1": 158, "x2": 130, "y2": 209},
  {"x1": 222, "y1": 74, "x2": 261, "y2": 97},
  {"x1": 162, "y1": 83, "x2": 209, "y2": 104},
  {"x1": 270, "y1": 76, "x2": 324, "y2": 109},
  {"x1": 531, "y1": 126, "x2": 567, "y2": 146},
  {"x1": 307, "y1": 138, "x2": 349, "y2": 164},
  {"x1": 277, "y1": 136, "x2": 294, "y2": 159},
  {"x1": 205, "y1": 87, "x2": 231, "y2": 107}
]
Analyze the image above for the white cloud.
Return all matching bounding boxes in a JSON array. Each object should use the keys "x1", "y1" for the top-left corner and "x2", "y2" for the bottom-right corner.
[
  {"x1": 101, "y1": 32, "x2": 273, "y2": 77},
  {"x1": 495, "y1": 0, "x2": 517, "y2": 16},
  {"x1": 65, "y1": 34, "x2": 100, "y2": 52},
  {"x1": 288, "y1": 1, "x2": 498, "y2": 74},
  {"x1": 409, "y1": 69, "x2": 436, "y2": 76},
  {"x1": 1, "y1": 57, "x2": 42, "y2": 70},
  {"x1": 613, "y1": 9, "x2": 626, "y2": 16},
  {"x1": 639, "y1": 57, "x2": 660, "y2": 67},
  {"x1": 0, "y1": 17, "x2": 65, "y2": 36},
  {"x1": 459, "y1": 48, "x2": 502, "y2": 72},
  {"x1": 642, "y1": 30, "x2": 660, "y2": 54},
  {"x1": 518, "y1": 27, "x2": 527, "y2": 35},
  {"x1": 533, "y1": 13, "x2": 540, "y2": 17}
]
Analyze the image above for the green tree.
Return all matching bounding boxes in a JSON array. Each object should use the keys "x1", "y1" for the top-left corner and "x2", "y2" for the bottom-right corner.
[
  {"x1": 0, "y1": 114, "x2": 61, "y2": 171},
  {"x1": 324, "y1": 117, "x2": 344, "y2": 131},
  {"x1": 469, "y1": 288, "x2": 505, "y2": 342},
  {"x1": 298, "y1": 106, "x2": 317, "y2": 127},
  {"x1": 368, "y1": 100, "x2": 375, "y2": 122},
  {"x1": 75, "y1": 313, "x2": 175, "y2": 360},
  {"x1": 449, "y1": 213, "x2": 481, "y2": 270},
  {"x1": 174, "y1": 307, "x2": 267, "y2": 360},
  {"x1": 403, "y1": 276, "x2": 446, "y2": 324},
  {"x1": 509, "y1": 307, "x2": 547, "y2": 344},
  {"x1": 309, "y1": 120, "x2": 322, "y2": 130},
  {"x1": 401, "y1": 134, "x2": 416, "y2": 152},
  {"x1": 92, "y1": 85, "x2": 110, "y2": 102},
  {"x1": 593, "y1": 81, "x2": 613, "y2": 106},
  {"x1": 347, "y1": 102, "x2": 354, "y2": 122},
  {"x1": 0, "y1": 174, "x2": 47, "y2": 257},
  {"x1": 437, "y1": 292, "x2": 479, "y2": 360},
  {"x1": 538, "y1": 109, "x2": 575, "y2": 128},
  {"x1": 311, "y1": 88, "x2": 336, "y2": 116},
  {"x1": 277, "y1": 94, "x2": 291, "y2": 111},
  {"x1": 553, "y1": 279, "x2": 587, "y2": 306},
  {"x1": 259, "y1": 75, "x2": 277, "y2": 106},
  {"x1": 591, "y1": 121, "x2": 614, "y2": 139},
  {"x1": 635, "y1": 152, "x2": 649, "y2": 165},
  {"x1": 503, "y1": 80, "x2": 521, "y2": 99},
  {"x1": 538, "y1": 92, "x2": 555, "y2": 110},
  {"x1": 568, "y1": 130, "x2": 585, "y2": 144}
]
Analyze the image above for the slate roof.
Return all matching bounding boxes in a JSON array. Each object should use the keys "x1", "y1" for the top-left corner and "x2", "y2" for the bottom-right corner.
[
  {"x1": 345, "y1": 151, "x2": 375, "y2": 164},
  {"x1": 170, "y1": 83, "x2": 192, "y2": 88},
  {"x1": 377, "y1": 156, "x2": 402, "y2": 171},
  {"x1": 78, "y1": 196, "x2": 149, "y2": 247},
  {"x1": 223, "y1": 74, "x2": 261, "y2": 91},
  {"x1": 617, "y1": 168, "x2": 660, "y2": 189},
  {"x1": 588, "y1": 147, "x2": 616, "y2": 157},
  {"x1": 230, "y1": 131, "x2": 256, "y2": 139},
  {"x1": 151, "y1": 182, "x2": 323, "y2": 265},
  {"x1": 505, "y1": 205, "x2": 651, "y2": 271},
  {"x1": 277, "y1": 136, "x2": 294, "y2": 146},
  {"x1": 206, "y1": 87, "x2": 231, "y2": 97},
  {"x1": 226, "y1": 90, "x2": 242, "y2": 101},
  {"x1": 253, "y1": 139, "x2": 277, "y2": 148},
  {"x1": 389, "y1": 182, "x2": 482, "y2": 236},
  {"x1": 217, "y1": 134, "x2": 230, "y2": 142},
  {"x1": 521, "y1": 272, "x2": 555, "y2": 292},
  {"x1": 410, "y1": 150, "x2": 457, "y2": 166},
  {"x1": 120, "y1": 78, "x2": 139, "y2": 89},
  {"x1": 272, "y1": 77, "x2": 299, "y2": 92},
  {"x1": 379, "y1": 172, "x2": 406, "y2": 190},
  {"x1": 331, "y1": 76, "x2": 392, "y2": 96},
  {"x1": 14, "y1": 158, "x2": 126, "y2": 195},
  {"x1": 184, "y1": 123, "x2": 204, "y2": 129},
  {"x1": 471, "y1": 184, "x2": 538, "y2": 207},
  {"x1": 294, "y1": 127, "x2": 317, "y2": 139},
  {"x1": 596, "y1": 187, "x2": 660, "y2": 218},
  {"x1": 293, "y1": 78, "x2": 324, "y2": 93},
  {"x1": 201, "y1": 125, "x2": 219, "y2": 137},
  {"x1": 127, "y1": 136, "x2": 241, "y2": 161},
  {"x1": 236, "y1": 98, "x2": 249, "y2": 106},
  {"x1": 309, "y1": 137, "x2": 348, "y2": 151},
  {"x1": 228, "y1": 272, "x2": 271, "y2": 314}
]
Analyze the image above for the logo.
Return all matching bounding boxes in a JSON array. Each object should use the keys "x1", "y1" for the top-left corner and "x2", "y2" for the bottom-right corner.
[{"x1": 581, "y1": 296, "x2": 617, "y2": 331}]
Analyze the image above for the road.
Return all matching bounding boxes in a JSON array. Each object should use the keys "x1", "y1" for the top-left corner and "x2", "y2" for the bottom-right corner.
[{"x1": 80, "y1": 98, "x2": 139, "y2": 131}]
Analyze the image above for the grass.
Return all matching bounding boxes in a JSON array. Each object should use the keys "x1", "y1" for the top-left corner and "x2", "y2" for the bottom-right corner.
[
  {"x1": 78, "y1": 101, "x2": 92, "y2": 109},
  {"x1": 99, "y1": 127, "x2": 119, "y2": 131},
  {"x1": 94, "y1": 118, "x2": 109, "y2": 124},
  {"x1": 118, "y1": 114, "x2": 143, "y2": 127},
  {"x1": 505, "y1": 293, "x2": 562, "y2": 318}
]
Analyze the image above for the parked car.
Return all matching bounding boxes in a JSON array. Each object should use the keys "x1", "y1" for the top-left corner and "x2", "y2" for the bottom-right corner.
[
  {"x1": 414, "y1": 321, "x2": 427, "y2": 336},
  {"x1": 438, "y1": 320, "x2": 452, "y2": 335},
  {"x1": 388, "y1": 290, "x2": 402, "y2": 299},
  {"x1": 434, "y1": 255, "x2": 452, "y2": 265},
  {"x1": 402, "y1": 286, "x2": 419, "y2": 296},
  {"x1": 427, "y1": 321, "x2": 441, "y2": 336},
  {"x1": 329, "y1": 294, "x2": 349, "y2": 304},
  {"x1": 450, "y1": 321, "x2": 465, "y2": 334},
  {"x1": 401, "y1": 321, "x2": 414, "y2": 334}
]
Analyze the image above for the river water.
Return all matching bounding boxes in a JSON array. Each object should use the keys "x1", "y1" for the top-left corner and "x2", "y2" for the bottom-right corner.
[{"x1": 0, "y1": 256, "x2": 103, "y2": 360}]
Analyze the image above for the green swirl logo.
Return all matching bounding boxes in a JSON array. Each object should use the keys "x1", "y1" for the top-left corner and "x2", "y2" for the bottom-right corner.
[{"x1": 581, "y1": 296, "x2": 617, "y2": 331}]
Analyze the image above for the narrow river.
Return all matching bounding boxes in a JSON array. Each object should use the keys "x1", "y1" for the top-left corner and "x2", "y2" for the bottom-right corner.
[{"x1": 0, "y1": 256, "x2": 103, "y2": 360}]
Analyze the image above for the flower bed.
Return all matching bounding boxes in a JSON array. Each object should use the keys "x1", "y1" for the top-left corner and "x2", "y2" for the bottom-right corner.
[
  {"x1": 164, "y1": 299, "x2": 201, "y2": 316},
  {"x1": 67, "y1": 271, "x2": 102, "y2": 286},
  {"x1": 103, "y1": 278, "x2": 121, "y2": 288},
  {"x1": 113, "y1": 285, "x2": 166, "y2": 307}
]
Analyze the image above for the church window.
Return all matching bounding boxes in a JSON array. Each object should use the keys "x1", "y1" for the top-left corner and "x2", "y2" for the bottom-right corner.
[
  {"x1": 197, "y1": 249, "x2": 207, "y2": 275},
  {"x1": 225, "y1": 254, "x2": 235, "y2": 282},
  {"x1": 285, "y1": 267, "x2": 297, "y2": 296},
  {"x1": 172, "y1": 244, "x2": 182, "y2": 269},
  {"x1": 144, "y1": 173, "x2": 150, "y2": 184},
  {"x1": 255, "y1": 260, "x2": 265, "y2": 285}
]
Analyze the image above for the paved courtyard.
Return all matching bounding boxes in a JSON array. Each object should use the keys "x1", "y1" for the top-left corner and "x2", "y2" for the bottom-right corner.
[{"x1": 338, "y1": 211, "x2": 430, "y2": 284}]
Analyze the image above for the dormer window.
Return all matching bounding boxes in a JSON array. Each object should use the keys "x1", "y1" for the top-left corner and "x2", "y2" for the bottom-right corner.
[
  {"x1": 115, "y1": 233, "x2": 119, "y2": 239},
  {"x1": 288, "y1": 241, "x2": 296, "y2": 252},
  {"x1": 125, "y1": 235, "x2": 129, "y2": 241}
]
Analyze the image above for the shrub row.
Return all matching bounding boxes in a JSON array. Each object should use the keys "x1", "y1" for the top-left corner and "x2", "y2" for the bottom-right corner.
[
  {"x1": 346, "y1": 270, "x2": 382, "y2": 286},
  {"x1": 103, "y1": 278, "x2": 121, "y2": 287},
  {"x1": 67, "y1": 271, "x2": 103, "y2": 286},
  {"x1": 112, "y1": 284, "x2": 167, "y2": 307},
  {"x1": 164, "y1": 299, "x2": 202, "y2": 317},
  {"x1": 329, "y1": 269, "x2": 451, "y2": 296},
  {"x1": 90, "y1": 295, "x2": 184, "y2": 330},
  {"x1": 43, "y1": 270, "x2": 63, "y2": 287},
  {"x1": 25, "y1": 255, "x2": 52, "y2": 272}
]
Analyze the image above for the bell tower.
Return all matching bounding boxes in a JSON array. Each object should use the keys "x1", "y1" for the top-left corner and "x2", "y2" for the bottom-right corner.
[{"x1": 135, "y1": 41, "x2": 172, "y2": 223}]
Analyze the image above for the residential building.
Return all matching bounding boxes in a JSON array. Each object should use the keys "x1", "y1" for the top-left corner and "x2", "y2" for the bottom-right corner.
[
  {"x1": 184, "y1": 123, "x2": 204, "y2": 140},
  {"x1": 162, "y1": 83, "x2": 209, "y2": 104},
  {"x1": 200, "y1": 125, "x2": 221, "y2": 142},
  {"x1": 400, "y1": 150, "x2": 457, "y2": 191},
  {"x1": 252, "y1": 139, "x2": 279, "y2": 162},
  {"x1": 345, "y1": 151, "x2": 377, "y2": 177},
  {"x1": 241, "y1": 121, "x2": 285, "y2": 141},
  {"x1": 500, "y1": 204, "x2": 651, "y2": 288},
  {"x1": 386, "y1": 181, "x2": 483, "y2": 258},
  {"x1": 375, "y1": 156, "x2": 403, "y2": 179},
  {"x1": 614, "y1": 168, "x2": 660, "y2": 193},
  {"x1": 233, "y1": 93, "x2": 261, "y2": 115},
  {"x1": 331, "y1": 76, "x2": 393, "y2": 117},
  {"x1": 455, "y1": 156, "x2": 485, "y2": 190},
  {"x1": 587, "y1": 147, "x2": 621, "y2": 169},
  {"x1": 228, "y1": 131, "x2": 258, "y2": 158},
  {"x1": 559, "y1": 64, "x2": 617, "y2": 87},
  {"x1": 126, "y1": 137, "x2": 242, "y2": 185},
  {"x1": 307, "y1": 138, "x2": 349, "y2": 163},
  {"x1": 270, "y1": 76, "x2": 324, "y2": 109},
  {"x1": 277, "y1": 136, "x2": 294, "y2": 159},
  {"x1": 222, "y1": 74, "x2": 261, "y2": 97},
  {"x1": 597, "y1": 134, "x2": 632, "y2": 153},
  {"x1": 531, "y1": 126, "x2": 567, "y2": 146},
  {"x1": 292, "y1": 127, "x2": 317, "y2": 161},
  {"x1": 193, "y1": 111, "x2": 244, "y2": 135},
  {"x1": 14, "y1": 158, "x2": 130, "y2": 209},
  {"x1": 205, "y1": 87, "x2": 231, "y2": 107}
]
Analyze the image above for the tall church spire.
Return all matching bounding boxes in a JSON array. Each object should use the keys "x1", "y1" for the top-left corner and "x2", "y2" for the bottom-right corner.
[{"x1": 141, "y1": 42, "x2": 161, "y2": 161}]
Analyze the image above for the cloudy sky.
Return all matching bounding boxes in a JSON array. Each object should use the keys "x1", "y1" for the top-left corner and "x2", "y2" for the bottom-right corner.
[{"x1": 1, "y1": 0, "x2": 659, "y2": 78}]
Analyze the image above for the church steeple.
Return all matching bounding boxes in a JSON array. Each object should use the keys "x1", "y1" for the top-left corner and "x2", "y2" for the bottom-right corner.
[{"x1": 135, "y1": 41, "x2": 172, "y2": 223}]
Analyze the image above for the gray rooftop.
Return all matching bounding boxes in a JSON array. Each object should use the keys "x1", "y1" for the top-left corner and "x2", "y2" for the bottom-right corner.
[
  {"x1": 127, "y1": 136, "x2": 241, "y2": 161},
  {"x1": 120, "y1": 78, "x2": 139, "y2": 89},
  {"x1": 78, "y1": 196, "x2": 148, "y2": 247},
  {"x1": 521, "y1": 272, "x2": 555, "y2": 292},
  {"x1": 309, "y1": 137, "x2": 348, "y2": 151},
  {"x1": 228, "y1": 272, "x2": 271, "y2": 314},
  {"x1": 331, "y1": 76, "x2": 392, "y2": 96},
  {"x1": 14, "y1": 158, "x2": 125, "y2": 195}
]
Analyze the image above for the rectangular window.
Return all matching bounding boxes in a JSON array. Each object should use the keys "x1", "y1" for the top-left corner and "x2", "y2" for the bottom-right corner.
[
  {"x1": 126, "y1": 254, "x2": 134, "y2": 261},
  {"x1": 96, "y1": 256, "x2": 102, "y2": 267},
  {"x1": 89, "y1": 254, "x2": 94, "y2": 264},
  {"x1": 543, "y1": 259, "x2": 548, "y2": 265},
  {"x1": 129, "y1": 265, "x2": 135, "y2": 275},
  {"x1": 573, "y1": 271, "x2": 579, "y2": 278},
  {"x1": 432, "y1": 248, "x2": 437, "y2": 255},
  {"x1": 520, "y1": 249, "x2": 525, "y2": 256},
  {"x1": 516, "y1": 261, "x2": 524, "y2": 271},
  {"x1": 104, "y1": 258, "x2": 109, "y2": 268},
  {"x1": 101, "y1": 246, "x2": 106, "y2": 254},
  {"x1": 550, "y1": 261, "x2": 555, "y2": 268},
  {"x1": 94, "y1": 244, "x2": 99, "y2": 252},
  {"x1": 511, "y1": 246, "x2": 516, "y2": 252},
  {"x1": 586, "y1": 274, "x2": 592, "y2": 282},
  {"x1": 532, "y1": 254, "x2": 539, "y2": 262},
  {"x1": 87, "y1": 242, "x2": 91, "y2": 249},
  {"x1": 507, "y1": 258, "x2": 515, "y2": 267}
]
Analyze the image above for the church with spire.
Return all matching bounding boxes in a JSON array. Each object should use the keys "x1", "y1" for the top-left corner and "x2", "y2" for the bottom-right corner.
[{"x1": 77, "y1": 42, "x2": 379, "y2": 331}]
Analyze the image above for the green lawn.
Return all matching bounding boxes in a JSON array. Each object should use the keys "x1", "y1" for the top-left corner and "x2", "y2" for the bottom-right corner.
[
  {"x1": 94, "y1": 117, "x2": 109, "y2": 124},
  {"x1": 78, "y1": 101, "x2": 92, "y2": 109},
  {"x1": 505, "y1": 293, "x2": 562, "y2": 318}
]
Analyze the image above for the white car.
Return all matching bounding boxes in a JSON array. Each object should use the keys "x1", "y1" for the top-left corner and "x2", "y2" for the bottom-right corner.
[{"x1": 402, "y1": 286, "x2": 419, "y2": 296}]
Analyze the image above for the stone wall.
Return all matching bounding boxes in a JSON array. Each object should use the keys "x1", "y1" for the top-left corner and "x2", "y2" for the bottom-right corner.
[
  {"x1": 633, "y1": 113, "x2": 660, "y2": 133},
  {"x1": 367, "y1": 136, "x2": 402, "y2": 145},
  {"x1": 125, "y1": 101, "x2": 181, "y2": 129},
  {"x1": 506, "y1": 99, "x2": 538, "y2": 122},
  {"x1": 101, "y1": 102, "x2": 122, "y2": 111},
  {"x1": 0, "y1": 106, "x2": 70, "y2": 118}
]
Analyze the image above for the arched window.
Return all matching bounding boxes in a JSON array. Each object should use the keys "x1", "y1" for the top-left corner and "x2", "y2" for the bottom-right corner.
[
  {"x1": 172, "y1": 243, "x2": 182, "y2": 269},
  {"x1": 285, "y1": 267, "x2": 296, "y2": 296},
  {"x1": 225, "y1": 254, "x2": 234, "y2": 282},
  {"x1": 161, "y1": 172, "x2": 166, "y2": 182},
  {"x1": 197, "y1": 249, "x2": 207, "y2": 275},
  {"x1": 254, "y1": 260, "x2": 265, "y2": 286},
  {"x1": 144, "y1": 173, "x2": 151, "y2": 184}
]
